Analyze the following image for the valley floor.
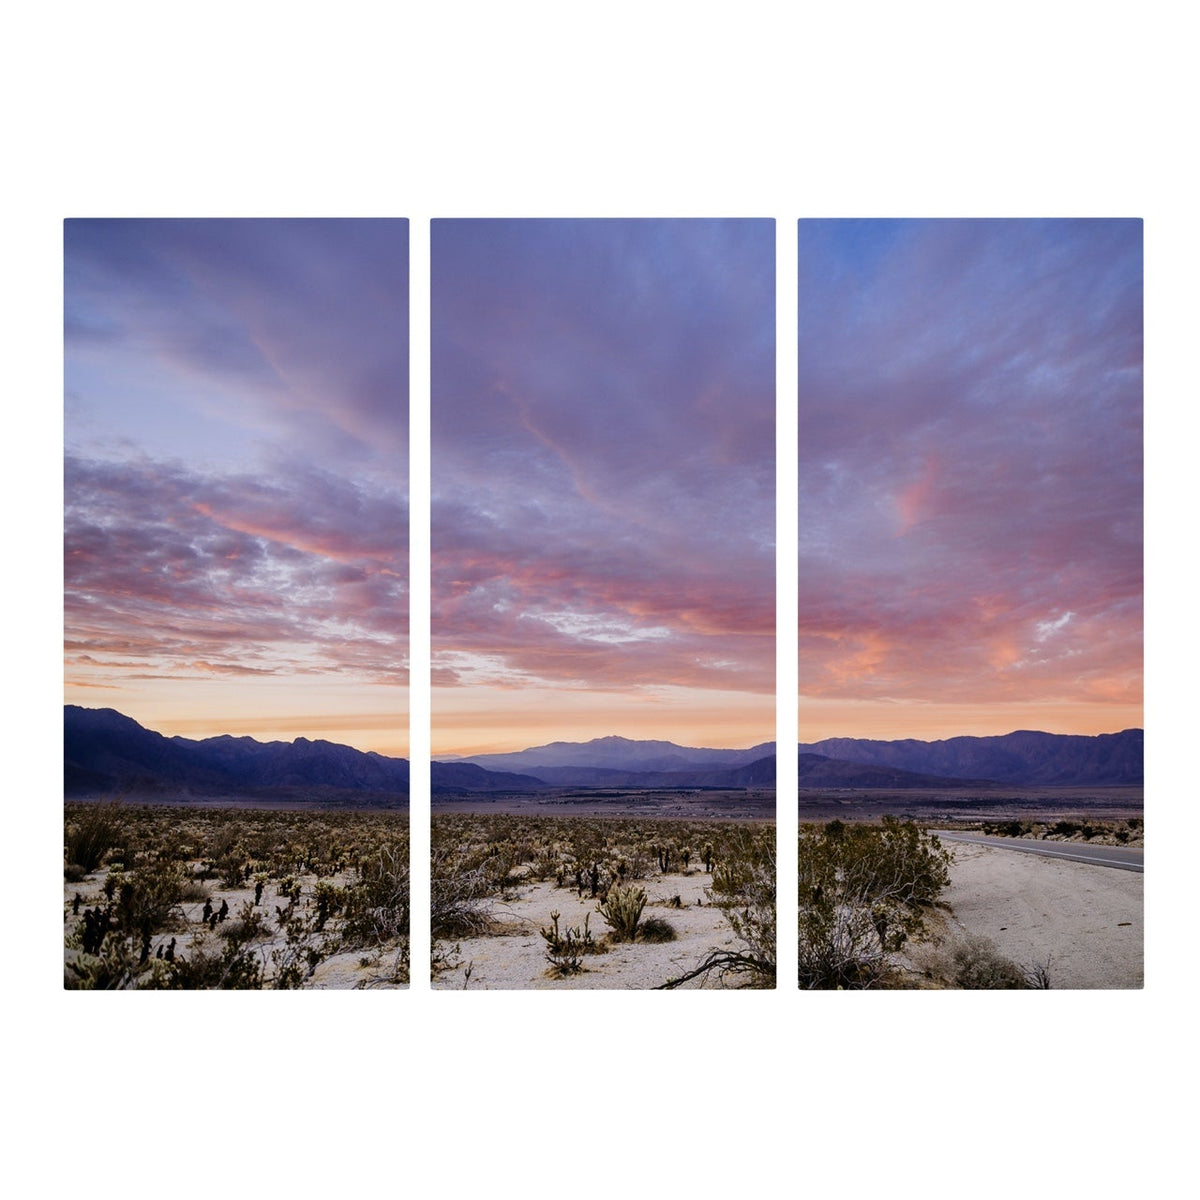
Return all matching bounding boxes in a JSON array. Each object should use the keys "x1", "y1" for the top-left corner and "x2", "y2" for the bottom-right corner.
[
  {"x1": 432, "y1": 871, "x2": 752, "y2": 989},
  {"x1": 431, "y1": 813, "x2": 775, "y2": 990}
]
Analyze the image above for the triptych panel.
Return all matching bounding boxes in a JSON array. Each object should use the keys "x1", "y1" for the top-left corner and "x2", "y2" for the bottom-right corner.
[{"x1": 62, "y1": 218, "x2": 1142, "y2": 991}]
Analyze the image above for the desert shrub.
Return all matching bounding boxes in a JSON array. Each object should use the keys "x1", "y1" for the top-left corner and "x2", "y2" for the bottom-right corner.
[
  {"x1": 638, "y1": 915, "x2": 676, "y2": 943},
  {"x1": 144, "y1": 940, "x2": 265, "y2": 990},
  {"x1": 797, "y1": 901, "x2": 891, "y2": 988},
  {"x1": 985, "y1": 820, "x2": 1026, "y2": 838},
  {"x1": 270, "y1": 941, "x2": 324, "y2": 990},
  {"x1": 431, "y1": 846, "x2": 493, "y2": 939},
  {"x1": 113, "y1": 858, "x2": 186, "y2": 941},
  {"x1": 311, "y1": 878, "x2": 347, "y2": 931},
  {"x1": 218, "y1": 901, "x2": 269, "y2": 945},
  {"x1": 541, "y1": 910, "x2": 596, "y2": 955},
  {"x1": 65, "y1": 801, "x2": 125, "y2": 872},
  {"x1": 542, "y1": 910, "x2": 597, "y2": 975},
  {"x1": 797, "y1": 817, "x2": 951, "y2": 989},
  {"x1": 949, "y1": 935, "x2": 1028, "y2": 989},
  {"x1": 179, "y1": 878, "x2": 210, "y2": 903},
  {"x1": 219, "y1": 852, "x2": 247, "y2": 889},
  {"x1": 597, "y1": 884, "x2": 646, "y2": 941},
  {"x1": 342, "y1": 842, "x2": 409, "y2": 946}
]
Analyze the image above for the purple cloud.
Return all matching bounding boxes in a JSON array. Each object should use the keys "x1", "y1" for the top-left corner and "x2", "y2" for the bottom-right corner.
[
  {"x1": 431, "y1": 220, "x2": 775, "y2": 703},
  {"x1": 63, "y1": 220, "x2": 409, "y2": 725},
  {"x1": 799, "y1": 219, "x2": 1142, "y2": 725}
]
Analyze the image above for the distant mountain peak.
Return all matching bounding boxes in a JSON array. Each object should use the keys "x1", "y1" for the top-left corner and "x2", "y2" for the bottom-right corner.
[{"x1": 455, "y1": 734, "x2": 776, "y2": 778}]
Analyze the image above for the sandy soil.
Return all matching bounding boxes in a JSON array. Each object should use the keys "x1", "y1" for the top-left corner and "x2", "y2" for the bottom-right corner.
[
  {"x1": 930, "y1": 841, "x2": 1143, "y2": 989},
  {"x1": 432, "y1": 868, "x2": 759, "y2": 990}
]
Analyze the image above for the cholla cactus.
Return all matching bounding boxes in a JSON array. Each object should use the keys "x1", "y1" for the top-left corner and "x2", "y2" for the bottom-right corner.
[{"x1": 596, "y1": 884, "x2": 646, "y2": 941}]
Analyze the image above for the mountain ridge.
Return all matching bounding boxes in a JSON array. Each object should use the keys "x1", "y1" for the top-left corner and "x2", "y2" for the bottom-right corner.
[
  {"x1": 65, "y1": 708, "x2": 1141, "y2": 800},
  {"x1": 800, "y1": 728, "x2": 1143, "y2": 786}
]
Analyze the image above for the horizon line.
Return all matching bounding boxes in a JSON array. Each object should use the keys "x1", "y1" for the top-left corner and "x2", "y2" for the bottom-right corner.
[{"x1": 66, "y1": 704, "x2": 1141, "y2": 760}]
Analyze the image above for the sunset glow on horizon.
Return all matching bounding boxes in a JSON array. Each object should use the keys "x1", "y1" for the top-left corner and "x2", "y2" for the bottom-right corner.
[
  {"x1": 431, "y1": 220, "x2": 775, "y2": 757},
  {"x1": 64, "y1": 220, "x2": 410, "y2": 757},
  {"x1": 798, "y1": 219, "x2": 1142, "y2": 741}
]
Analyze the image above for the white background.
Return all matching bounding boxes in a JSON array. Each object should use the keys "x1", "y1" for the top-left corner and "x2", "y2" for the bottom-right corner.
[{"x1": 7, "y1": 3, "x2": 1193, "y2": 1195}]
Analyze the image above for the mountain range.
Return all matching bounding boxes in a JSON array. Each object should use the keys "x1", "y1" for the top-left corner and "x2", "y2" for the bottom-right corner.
[
  {"x1": 450, "y1": 735, "x2": 777, "y2": 789},
  {"x1": 63, "y1": 710, "x2": 778, "y2": 799},
  {"x1": 450, "y1": 728, "x2": 1142, "y2": 788},
  {"x1": 65, "y1": 705, "x2": 412, "y2": 803},
  {"x1": 798, "y1": 729, "x2": 1143, "y2": 787},
  {"x1": 64, "y1": 707, "x2": 1143, "y2": 804}
]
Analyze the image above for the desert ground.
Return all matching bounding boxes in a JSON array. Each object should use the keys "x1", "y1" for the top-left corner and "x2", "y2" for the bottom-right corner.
[
  {"x1": 431, "y1": 813, "x2": 775, "y2": 990},
  {"x1": 918, "y1": 838, "x2": 1143, "y2": 988},
  {"x1": 64, "y1": 804, "x2": 409, "y2": 989}
]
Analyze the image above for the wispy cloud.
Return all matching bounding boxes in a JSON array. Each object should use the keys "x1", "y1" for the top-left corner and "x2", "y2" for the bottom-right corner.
[
  {"x1": 799, "y1": 219, "x2": 1142, "y2": 733},
  {"x1": 432, "y1": 220, "x2": 775, "y2": 726},
  {"x1": 65, "y1": 455, "x2": 408, "y2": 686},
  {"x1": 63, "y1": 220, "x2": 409, "y2": 747}
]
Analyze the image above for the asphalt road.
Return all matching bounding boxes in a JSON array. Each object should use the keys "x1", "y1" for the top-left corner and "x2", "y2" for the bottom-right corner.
[{"x1": 933, "y1": 831, "x2": 1144, "y2": 873}]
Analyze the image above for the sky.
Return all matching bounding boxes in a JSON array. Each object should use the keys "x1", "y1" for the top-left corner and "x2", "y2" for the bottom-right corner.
[
  {"x1": 431, "y1": 220, "x2": 775, "y2": 756},
  {"x1": 798, "y1": 219, "x2": 1142, "y2": 741},
  {"x1": 64, "y1": 219, "x2": 410, "y2": 756}
]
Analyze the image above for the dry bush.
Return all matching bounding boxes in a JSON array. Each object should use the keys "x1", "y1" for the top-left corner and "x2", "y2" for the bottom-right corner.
[
  {"x1": 918, "y1": 934, "x2": 1052, "y2": 990},
  {"x1": 340, "y1": 840, "x2": 409, "y2": 984},
  {"x1": 342, "y1": 842, "x2": 409, "y2": 944},
  {"x1": 638, "y1": 915, "x2": 677, "y2": 943},
  {"x1": 113, "y1": 858, "x2": 187, "y2": 940},
  {"x1": 797, "y1": 818, "x2": 951, "y2": 989},
  {"x1": 942, "y1": 934, "x2": 1029, "y2": 989},
  {"x1": 65, "y1": 801, "x2": 125, "y2": 873},
  {"x1": 430, "y1": 845, "x2": 494, "y2": 939}
]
